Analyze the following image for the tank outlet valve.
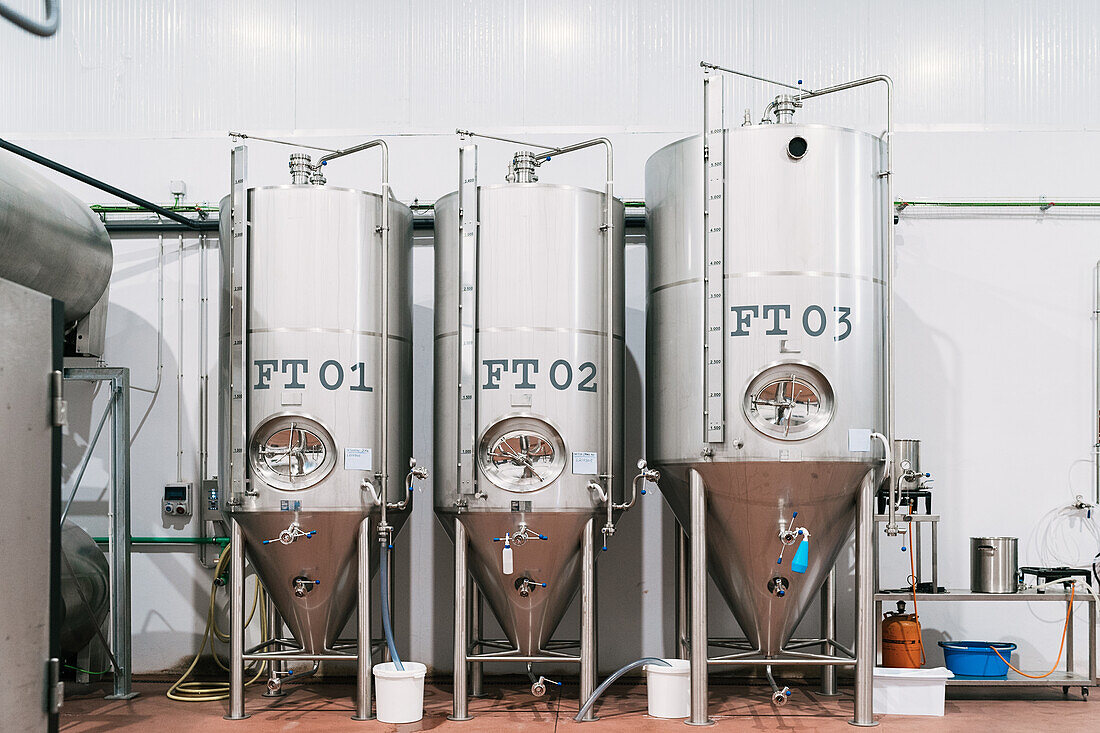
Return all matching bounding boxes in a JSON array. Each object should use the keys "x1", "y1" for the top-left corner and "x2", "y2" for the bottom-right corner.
[
  {"x1": 531, "y1": 676, "x2": 560, "y2": 697},
  {"x1": 263, "y1": 521, "x2": 315, "y2": 545},
  {"x1": 768, "y1": 576, "x2": 790, "y2": 598},
  {"x1": 293, "y1": 576, "x2": 320, "y2": 597},
  {"x1": 266, "y1": 669, "x2": 294, "y2": 695},
  {"x1": 772, "y1": 687, "x2": 791, "y2": 705},
  {"x1": 515, "y1": 577, "x2": 546, "y2": 598}
]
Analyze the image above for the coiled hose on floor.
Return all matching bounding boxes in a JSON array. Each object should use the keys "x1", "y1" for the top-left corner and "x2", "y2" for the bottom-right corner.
[
  {"x1": 574, "y1": 657, "x2": 670, "y2": 722},
  {"x1": 166, "y1": 543, "x2": 270, "y2": 701},
  {"x1": 380, "y1": 542, "x2": 404, "y2": 671}
]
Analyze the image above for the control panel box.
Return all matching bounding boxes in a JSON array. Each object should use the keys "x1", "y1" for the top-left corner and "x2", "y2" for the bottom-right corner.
[{"x1": 163, "y1": 482, "x2": 192, "y2": 517}]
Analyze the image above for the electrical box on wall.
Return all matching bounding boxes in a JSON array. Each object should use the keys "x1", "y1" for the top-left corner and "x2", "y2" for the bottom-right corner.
[
  {"x1": 163, "y1": 482, "x2": 192, "y2": 517},
  {"x1": 200, "y1": 479, "x2": 222, "y2": 519}
]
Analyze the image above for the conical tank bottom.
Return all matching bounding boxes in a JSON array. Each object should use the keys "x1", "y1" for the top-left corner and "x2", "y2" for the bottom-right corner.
[
  {"x1": 235, "y1": 511, "x2": 386, "y2": 654},
  {"x1": 450, "y1": 512, "x2": 595, "y2": 657},
  {"x1": 661, "y1": 461, "x2": 873, "y2": 657}
]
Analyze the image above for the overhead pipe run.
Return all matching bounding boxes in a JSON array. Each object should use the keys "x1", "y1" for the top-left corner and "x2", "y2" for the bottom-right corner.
[{"x1": 0, "y1": 138, "x2": 206, "y2": 229}]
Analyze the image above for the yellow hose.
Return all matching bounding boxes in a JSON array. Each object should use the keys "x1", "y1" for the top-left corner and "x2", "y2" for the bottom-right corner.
[{"x1": 166, "y1": 544, "x2": 271, "y2": 702}]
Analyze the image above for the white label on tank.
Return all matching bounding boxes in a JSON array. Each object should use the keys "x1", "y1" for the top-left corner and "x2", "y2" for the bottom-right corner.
[
  {"x1": 344, "y1": 448, "x2": 372, "y2": 471},
  {"x1": 779, "y1": 449, "x2": 802, "y2": 462},
  {"x1": 848, "y1": 429, "x2": 872, "y2": 452},
  {"x1": 281, "y1": 390, "x2": 303, "y2": 406},
  {"x1": 572, "y1": 452, "x2": 598, "y2": 475}
]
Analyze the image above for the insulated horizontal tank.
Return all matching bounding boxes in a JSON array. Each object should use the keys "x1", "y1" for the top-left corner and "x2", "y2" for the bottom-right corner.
[{"x1": 0, "y1": 151, "x2": 112, "y2": 322}]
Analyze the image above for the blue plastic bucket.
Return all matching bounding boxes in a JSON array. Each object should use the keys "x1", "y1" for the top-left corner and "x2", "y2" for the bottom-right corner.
[{"x1": 938, "y1": 641, "x2": 1017, "y2": 677}]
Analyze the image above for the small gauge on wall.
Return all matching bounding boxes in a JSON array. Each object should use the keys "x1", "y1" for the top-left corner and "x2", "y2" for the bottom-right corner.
[
  {"x1": 743, "y1": 363, "x2": 835, "y2": 441},
  {"x1": 478, "y1": 416, "x2": 567, "y2": 492}
]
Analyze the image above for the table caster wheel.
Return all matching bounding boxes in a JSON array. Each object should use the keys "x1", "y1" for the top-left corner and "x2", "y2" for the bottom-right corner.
[{"x1": 1082, "y1": 686, "x2": 1089, "y2": 700}]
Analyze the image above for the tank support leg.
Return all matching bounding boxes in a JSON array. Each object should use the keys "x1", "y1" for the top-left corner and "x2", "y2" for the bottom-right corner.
[
  {"x1": 687, "y1": 469, "x2": 714, "y2": 726},
  {"x1": 676, "y1": 526, "x2": 690, "y2": 660},
  {"x1": 470, "y1": 579, "x2": 485, "y2": 697},
  {"x1": 449, "y1": 518, "x2": 473, "y2": 721},
  {"x1": 224, "y1": 518, "x2": 248, "y2": 720},
  {"x1": 820, "y1": 567, "x2": 838, "y2": 695},
  {"x1": 580, "y1": 517, "x2": 598, "y2": 721},
  {"x1": 352, "y1": 516, "x2": 373, "y2": 720},
  {"x1": 263, "y1": 599, "x2": 287, "y2": 697},
  {"x1": 850, "y1": 470, "x2": 878, "y2": 726}
]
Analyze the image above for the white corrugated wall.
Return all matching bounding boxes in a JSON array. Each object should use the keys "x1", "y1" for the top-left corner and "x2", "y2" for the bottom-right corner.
[{"x1": 3, "y1": 0, "x2": 1099, "y2": 678}]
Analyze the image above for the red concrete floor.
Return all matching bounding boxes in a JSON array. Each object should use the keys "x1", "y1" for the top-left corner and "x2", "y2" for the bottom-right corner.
[{"x1": 60, "y1": 680, "x2": 1095, "y2": 732}]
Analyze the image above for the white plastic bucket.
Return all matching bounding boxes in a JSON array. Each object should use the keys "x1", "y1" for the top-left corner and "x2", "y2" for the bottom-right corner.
[
  {"x1": 373, "y1": 661, "x2": 427, "y2": 724},
  {"x1": 644, "y1": 658, "x2": 690, "y2": 719},
  {"x1": 872, "y1": 666, "x2": 954, "y2": 717}
]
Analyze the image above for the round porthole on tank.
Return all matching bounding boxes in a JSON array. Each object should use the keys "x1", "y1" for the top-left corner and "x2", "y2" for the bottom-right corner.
[
  {"x1": 787, "y1": 136, "x2": 808, "y2": 160},
  {"x1": 742, "y1": 363, "x2": 834, "y2": 441},
  {"x1": 478, "y1": 417, "x2": 566, "y2": 493},
  {"x1": 249, "y1": 414, "x2": 337, "y2": 491}
]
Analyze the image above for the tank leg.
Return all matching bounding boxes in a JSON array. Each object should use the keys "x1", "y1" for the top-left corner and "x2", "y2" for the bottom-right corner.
[
  {"x1": 470, "y1": 579, "x2": 485, "y2": 698},
  {"x1": 224, "y1": 519, "x2": 249, "y2": 720},
  {"x1": 449, "y1": 518, "x2": 473, "y2": 721},
  {"x1": 262, "y1": 599, "x2": 287, "y2": 697},
  {"x1": 850, "y1": 470, "x2": 878, "y2": 727},
  {"x1": 820, "y1": 567, "x2": 838, "y2": 695},
  {"x1": 352, "y1": 516, "x2": 373, "y2": 720},
  {"x1": 580, "y1": 517, "x2": 598, "y2": 721},
  {"x1": 676, "y1": 526, "x2": 690, "y2": 660},
  {"x1": 687, "y1": 469, "x2": 714, "y2": 726}
]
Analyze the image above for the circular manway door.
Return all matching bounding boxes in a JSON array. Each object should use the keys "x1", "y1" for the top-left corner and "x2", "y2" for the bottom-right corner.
[
  {"x1": 249, "y1": 415, "x2": 337, "y2": 490},
  {"x1": 743, "y1": 363, "x2": 835, "y2": 441},
  {"x1": 478, "y1": 416, "x2": 566, "y2": 493}
]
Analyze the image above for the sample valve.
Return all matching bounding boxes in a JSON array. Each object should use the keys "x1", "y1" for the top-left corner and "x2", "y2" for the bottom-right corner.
[
  {"x1": 776, "y1": 512, "x2": 810, "y2": 572},
  {"x1": 263, "y1": 521, "x2": 315, "y2": 546},
  {"x1": 493, "y1": 523, "x2": 548, "y2": 575}
]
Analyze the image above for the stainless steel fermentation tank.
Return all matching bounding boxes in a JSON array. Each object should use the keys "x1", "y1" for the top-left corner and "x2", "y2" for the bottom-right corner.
[
  {"x1": 434, "y1": 134, "x2": 633, "y2": 720},
  {"x1": 219, "y1": 142, "x2": 419, "y2": 720},
  {"x1": 645, "y1": 66, "x2": 893, "y2": 725}
]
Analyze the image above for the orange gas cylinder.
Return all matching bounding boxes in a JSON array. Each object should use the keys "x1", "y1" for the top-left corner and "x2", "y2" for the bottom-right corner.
[{"x1": 881, "y1": 601, "x2": 924, "y2": 668}]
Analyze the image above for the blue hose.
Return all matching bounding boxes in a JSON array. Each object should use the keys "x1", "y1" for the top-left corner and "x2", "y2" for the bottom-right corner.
[
  {"x1": 380, "y1": 542, "x2": 404, "y2": 671},
  {"x1": 574, "y1": 657, "x2": 670, "y2": 722}
]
